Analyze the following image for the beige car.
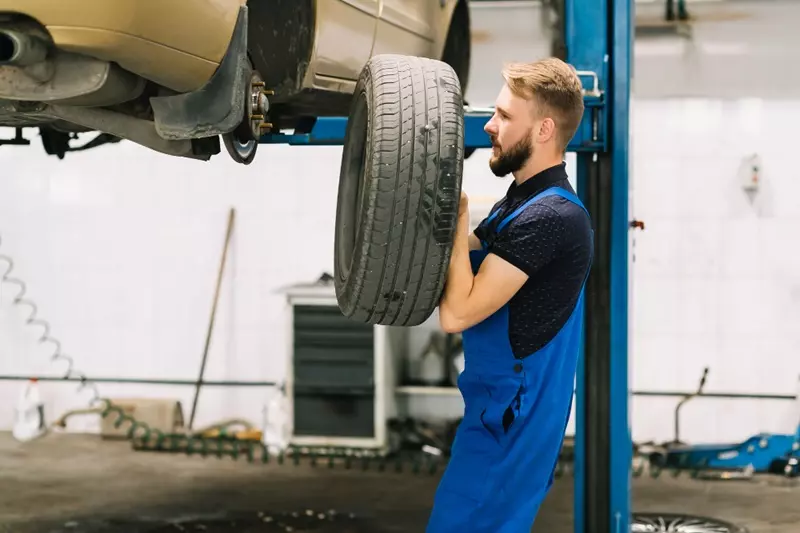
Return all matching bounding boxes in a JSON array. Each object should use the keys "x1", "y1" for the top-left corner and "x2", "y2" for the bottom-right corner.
[
  {"x1": 0, "y1": 0, "x2": 470, "y2": 163},
  {"x1": 0, "y1": 0, "x2": 471, "y2": 327}
]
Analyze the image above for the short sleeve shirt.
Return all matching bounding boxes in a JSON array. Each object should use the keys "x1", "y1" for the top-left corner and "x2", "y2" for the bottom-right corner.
[{"x1": 473, "y1": 162, "x2": 594, "y2": 358}]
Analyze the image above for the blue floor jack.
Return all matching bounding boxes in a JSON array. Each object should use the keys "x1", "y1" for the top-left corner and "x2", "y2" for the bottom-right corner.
[{"x1": 646, "y1": 369, "x2": 800, "y2": 479}]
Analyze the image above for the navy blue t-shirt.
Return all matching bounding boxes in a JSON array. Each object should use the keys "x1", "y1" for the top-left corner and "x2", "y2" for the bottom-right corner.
[{"x1": 473, "y1": 162, "x2": 594, "y2": 359}]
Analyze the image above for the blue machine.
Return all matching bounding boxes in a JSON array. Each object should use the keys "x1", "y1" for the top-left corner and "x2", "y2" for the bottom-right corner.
[
  {"x1": 260, "y1": 0, "x2": 632, "y2": 531},
  {"x1": 662, "y1": 431, "x2": 800, "y2": 474},
  {"x1": 648, "y1": 369, "x2": 800, "y2": 475}
]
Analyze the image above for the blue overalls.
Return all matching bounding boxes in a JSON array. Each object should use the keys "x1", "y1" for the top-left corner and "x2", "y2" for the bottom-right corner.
[{"x1": 427, "y1": 186, "x2": 592, "y2": 533}]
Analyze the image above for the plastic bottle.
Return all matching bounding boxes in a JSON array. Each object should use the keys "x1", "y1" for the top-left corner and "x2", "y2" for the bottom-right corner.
[
  {"x1": 12, "y1": 378, "x2": 47, "y2": 442},
  {"x1": 261, "y1": 387, "x2": 290, "y2": 455}
]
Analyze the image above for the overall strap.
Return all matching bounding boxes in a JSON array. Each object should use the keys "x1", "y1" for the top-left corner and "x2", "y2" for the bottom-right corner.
[
  {"x1": 494, "y1": 186, "x2": 594, "y2": 290},
  {"x1": 477, "y1": 202, "x2": 505, "y2": 251},
  {"x1": 478, "y1": 186, "x2": 591, "y2": 253},
  {"x1": 483, "y1": 205, "x2": 503, "y2": 226},
  {"x1": 496, "y1": 186, "x2": 588, "y2": 233}
]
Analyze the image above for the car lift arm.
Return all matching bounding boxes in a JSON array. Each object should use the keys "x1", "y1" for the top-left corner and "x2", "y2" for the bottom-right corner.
[
  {"x1": 258, "y1": 93, "x2": 605, "y2": 153},
  {"x1": 258, "y1": 0, "x2": 631, "y2": 529}
]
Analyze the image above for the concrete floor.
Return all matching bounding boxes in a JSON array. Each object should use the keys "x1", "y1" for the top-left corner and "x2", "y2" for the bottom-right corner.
[{"x1": 1, "y1": 433, "x2": 797, "y2": 533}]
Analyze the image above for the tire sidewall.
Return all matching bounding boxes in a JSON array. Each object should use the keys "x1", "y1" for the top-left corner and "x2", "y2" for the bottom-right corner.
[
  {"x1": 334, "y1": 65, "x2": 374, "y2": 317},
  {"x1": 334, "y1": 54, "x2": 464, "y2": 326}
]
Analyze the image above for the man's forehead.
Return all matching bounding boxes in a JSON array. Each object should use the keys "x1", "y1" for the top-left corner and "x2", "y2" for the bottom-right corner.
[{"x1": 495, "y1": 84, "x2": 532, "y2": 115}]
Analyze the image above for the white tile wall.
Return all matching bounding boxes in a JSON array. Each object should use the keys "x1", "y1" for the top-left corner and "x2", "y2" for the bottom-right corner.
[
  {"x1": 1, "y1": 96, "x2": 799, "y2": 447},
  {"x1": 629, "y1": 98, "x2": 800, "y2": 444}
]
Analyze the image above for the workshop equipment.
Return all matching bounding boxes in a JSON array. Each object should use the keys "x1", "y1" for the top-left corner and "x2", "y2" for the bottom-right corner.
[
  {"x1": 636, "y1": 367, "x2": 710, "y2": 463},
  {"x1": 100, "y1": 398, "x2": 184, "y2": 439},
  {"x1": 283, "y1": 274, "x2": 404, "y2": 451},
  {"x1": 768, "y1": 454, "x2": 799, "y2": 478},
  {"x1": 645, "y1": 370, "x2": 800, "y2": 476}
]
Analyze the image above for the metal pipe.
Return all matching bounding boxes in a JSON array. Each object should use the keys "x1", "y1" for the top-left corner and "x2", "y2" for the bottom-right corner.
[
  {"x1": 633, "y1": 390, "x2": 797, "y2": 401},
  {"x1": 0, "y1": 375, "x2": 279, "y2": 387},
  {"x1": 0, "y1": 30, "x2": 47, "y2": 66},
  {"x1": 0, "y1": 376, "x2": 792, "y2": 400}
]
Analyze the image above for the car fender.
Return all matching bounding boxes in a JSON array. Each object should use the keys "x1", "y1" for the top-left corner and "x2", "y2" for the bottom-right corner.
[{"x1": 431, "y1": 0, "x2": 467, "y2": 61}]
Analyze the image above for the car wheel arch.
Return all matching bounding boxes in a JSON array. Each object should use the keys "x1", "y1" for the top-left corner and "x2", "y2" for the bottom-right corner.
[{"x1": 438, "y1": 0, "x2": 471, "y2": 94}]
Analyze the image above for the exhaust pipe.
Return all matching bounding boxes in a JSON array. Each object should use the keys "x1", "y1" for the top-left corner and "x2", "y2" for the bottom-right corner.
[{"x1": 0, "y1": 30, "x2": 47, "y2": 66}]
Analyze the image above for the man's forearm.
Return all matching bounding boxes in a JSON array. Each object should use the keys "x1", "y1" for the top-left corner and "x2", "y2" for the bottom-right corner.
[
  {"x1": 439, "y1": 216, "x2": 474, "y2": 331},
  {"x1": 468, "y1": 232, "x2": 482, "y2": 251}
]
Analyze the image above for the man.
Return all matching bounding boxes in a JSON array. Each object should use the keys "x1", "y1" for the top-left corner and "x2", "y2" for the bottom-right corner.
[{"x1": 427, "y1": 58, "x2": 594, "y2": 532}]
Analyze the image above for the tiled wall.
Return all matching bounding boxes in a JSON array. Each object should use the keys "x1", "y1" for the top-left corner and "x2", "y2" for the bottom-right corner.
[
  {"x1": 628, "y1": 98, "x2": 800, "y2": 443},
  {"x1": 3, "y1": 0, "x2": 800, "y2": 443},
  {"x1": 1, "y1": 97, "x2": 798, "y2": 444},
  {"x1": 0, "y1": 141, "x2": 348, "y2": 433}
]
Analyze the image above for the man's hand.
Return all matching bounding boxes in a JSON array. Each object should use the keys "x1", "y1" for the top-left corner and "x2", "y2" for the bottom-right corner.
[
  {"x1": 457, "y1": 190, "x2": 470, "y2": 236},
  {"x1": 459, "y1": 190, "x2": 469, "y2": 218},
  {"x1": 458, "y1": 191, "x2": 482, "y2": 251},
  {"x1": 439, "y1": 190, "x2": 529, "y2": 333}
]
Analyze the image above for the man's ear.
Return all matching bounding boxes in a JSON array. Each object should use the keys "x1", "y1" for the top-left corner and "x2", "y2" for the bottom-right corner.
[{"x1": 537, "y1": 117, "x2": 557, "y2": 144}]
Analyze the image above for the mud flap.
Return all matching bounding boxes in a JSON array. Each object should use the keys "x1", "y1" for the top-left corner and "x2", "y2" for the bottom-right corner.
[{"x1": 150, "y1": 6, "x2": 252, "y2": 140}]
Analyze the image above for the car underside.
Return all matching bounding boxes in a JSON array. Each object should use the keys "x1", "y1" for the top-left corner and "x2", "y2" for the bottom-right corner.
[
  {"x1": 0, "y1": 0, "x2": 473, "y2": 329},
  {"x1": 0, "y1": 0, "x2": 471, "y2": 165}
]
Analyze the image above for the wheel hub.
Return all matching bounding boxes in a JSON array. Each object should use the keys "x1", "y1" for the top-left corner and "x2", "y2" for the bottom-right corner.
[
  {"x1": 631, "y1": 513, "x2": 747, "y2": 533},
  {"x1": 222, "y1": 71, "x2": 273, "y2": 165},
  {"x1": 247, "y1": 73, "x2": 273, "y2": 138}
]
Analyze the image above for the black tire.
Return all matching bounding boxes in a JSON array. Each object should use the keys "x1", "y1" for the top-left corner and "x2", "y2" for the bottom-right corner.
[
  {"x1": 334, "y1": 54, "x2": 464, "y2": 327},
  {"x1": 441, "y1": 0, "x2": 471, "y2": 95}
]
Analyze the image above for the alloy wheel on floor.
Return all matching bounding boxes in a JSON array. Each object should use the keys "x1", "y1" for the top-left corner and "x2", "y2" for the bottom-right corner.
[{"x1": 631, "y1": 513, "x2": 749, "y2": 533}]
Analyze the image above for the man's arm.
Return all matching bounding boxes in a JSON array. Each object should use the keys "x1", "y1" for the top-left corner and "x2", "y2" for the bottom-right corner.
[
  {"x1": 468, "y1": 231, "x2": 482, "y2": 251},
  {"x1": 439, "y1": 193, "x2": 529, "y2": 333},
  {"x1": 439, "y1": 194, "x2": 566, "y2": 333}
]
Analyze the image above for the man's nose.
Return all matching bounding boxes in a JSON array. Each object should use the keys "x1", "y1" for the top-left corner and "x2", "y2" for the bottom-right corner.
[{"x1": 484, "y1": 119, "x2": 497, "y2": 136}]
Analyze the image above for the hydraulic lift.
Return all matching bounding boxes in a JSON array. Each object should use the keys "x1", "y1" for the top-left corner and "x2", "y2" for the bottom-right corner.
[{"x1": 259, "y1": 0, "x2": 632, "y2": 532}]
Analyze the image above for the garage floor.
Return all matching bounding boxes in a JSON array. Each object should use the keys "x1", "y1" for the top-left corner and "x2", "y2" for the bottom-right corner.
[{"x1": 1, "y1": 433, "x2": 797, "y2": 533}]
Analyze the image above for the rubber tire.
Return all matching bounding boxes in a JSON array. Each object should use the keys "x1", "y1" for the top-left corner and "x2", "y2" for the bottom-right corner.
[
  {"x1": 334, "y1": 54, "x2": 464, "y2": 327},
  {"x1": 441, "y1": 0, "x2": 471, "y2": 95}
]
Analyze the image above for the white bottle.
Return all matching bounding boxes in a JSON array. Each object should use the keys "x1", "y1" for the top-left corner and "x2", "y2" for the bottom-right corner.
[
  {"x1": 12, "y1": 378, "x2": 47, "y2": 442},
  {"x1": 261, "y1": 387, "x2": 290, "y2": 455}
]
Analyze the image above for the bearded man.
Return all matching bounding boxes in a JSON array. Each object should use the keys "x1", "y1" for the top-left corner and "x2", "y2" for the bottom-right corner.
[{"x1": 427, "y1": 57, "x2": 595, "y2": 533}]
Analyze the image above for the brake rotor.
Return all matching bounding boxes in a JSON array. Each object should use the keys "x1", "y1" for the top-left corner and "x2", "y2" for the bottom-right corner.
[
  {"x1": 631, "y1": 513, "x2": 749, "y2": 533},
  {"x1": 222, "y1": 70, "x2": 272, "y2": 165}
]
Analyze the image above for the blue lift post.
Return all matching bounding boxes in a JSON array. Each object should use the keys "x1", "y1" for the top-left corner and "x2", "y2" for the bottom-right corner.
[
  {"x1": 565, "y1": 0, "x2": 632, "y2": 531},
  {"x1": 259, "y1": 1, "x2": 632, "y2": 531}
]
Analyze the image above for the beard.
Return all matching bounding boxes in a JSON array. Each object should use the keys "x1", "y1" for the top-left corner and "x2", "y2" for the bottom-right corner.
[{"x1": 488, "y1": 132, "x2": 533, "y2": 177}]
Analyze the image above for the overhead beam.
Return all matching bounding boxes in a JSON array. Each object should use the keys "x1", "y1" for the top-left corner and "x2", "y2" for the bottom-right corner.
[{"x1": 258, "y1": 95, "x2": 605, "y2": 152}]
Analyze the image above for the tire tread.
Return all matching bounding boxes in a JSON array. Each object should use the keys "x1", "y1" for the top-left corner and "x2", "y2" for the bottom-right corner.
[{"x1": 335, "y1": 54, "x2": 464, "y2": 327}]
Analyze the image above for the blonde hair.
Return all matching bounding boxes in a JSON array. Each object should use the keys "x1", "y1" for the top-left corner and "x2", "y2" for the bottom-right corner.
[{"x1": 501, "y1": 57, "x2": 585, "y2": 152}]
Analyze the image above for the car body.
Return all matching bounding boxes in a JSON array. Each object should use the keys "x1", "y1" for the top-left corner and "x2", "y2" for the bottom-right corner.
[{"x1": 0, "y1": 0, "x2": 471, "y2": 163}]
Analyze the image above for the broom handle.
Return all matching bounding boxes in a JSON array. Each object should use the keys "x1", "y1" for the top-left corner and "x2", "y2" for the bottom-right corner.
[{"x1": 188, "y1": 207, "x2": 235, "y2": 430}]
